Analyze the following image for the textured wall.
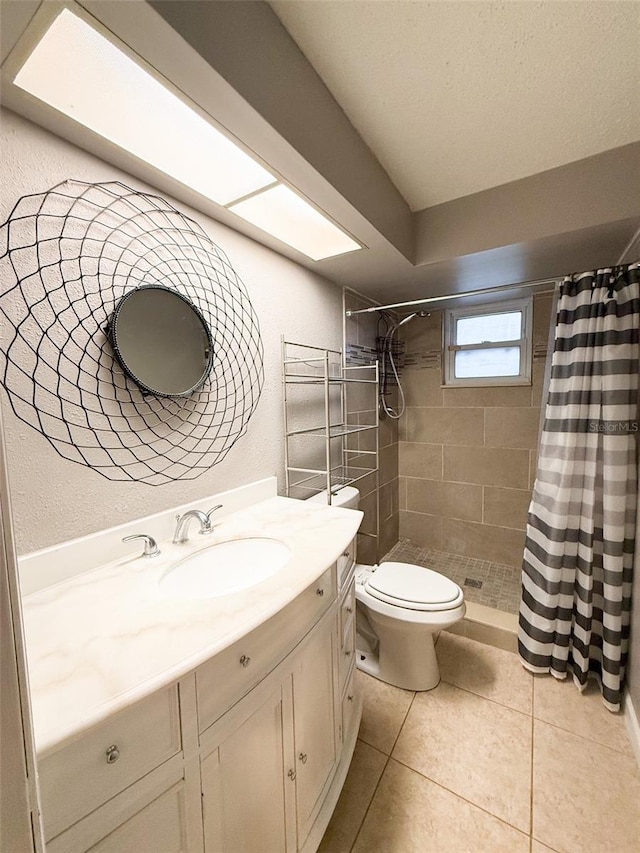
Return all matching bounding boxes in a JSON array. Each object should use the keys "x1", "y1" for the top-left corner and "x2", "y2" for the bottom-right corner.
[
  {"x1": 0, "y1": 110, "x2": 343, "y2": 555},
  {"x1": 398, "y1": 293, "x2": 553, "y2": 567}
]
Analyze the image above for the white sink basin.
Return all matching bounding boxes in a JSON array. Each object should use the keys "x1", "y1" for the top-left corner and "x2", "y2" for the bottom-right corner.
[{"x1": 158, "y1": 537, "x2": 291, "y2": 599}]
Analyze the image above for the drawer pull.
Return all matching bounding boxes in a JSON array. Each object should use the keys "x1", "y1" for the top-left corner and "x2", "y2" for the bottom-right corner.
[
  {"x1": 288, "y1": 768, "x2": 296, "y2": 781},
  {"x1": 342, "y1": 551, "x2": 349, "y2": 558},
  {"x1": 298, "y1": 752, "x2": 308, "y2": 764},
  {"x1": 316, "y1": 588, "x2": 324, "y2": 597},
  {"x1": 239, "y1": 655, "x2": 251, "y2": 668},
  {"x1": 345, "y1": 649, "x2": 351, "y2": 657},
  {"x1": 105, "y1": 745, "x2": 120, "y2": 764},
  {"x1": 347, "y1": 695, "x2": 354, "y2": 702},
  {"x1": 346, "y1": 605, "x2": 353, "y2": 613}
]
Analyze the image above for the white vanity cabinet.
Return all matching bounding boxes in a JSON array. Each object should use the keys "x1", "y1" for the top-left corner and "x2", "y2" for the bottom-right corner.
[
  {"x1": 200, "y1": 609, "x2": 337, "y2": 853},
  {"x1": 36, "y1": 539, "x2": 360, "y2": 853}
]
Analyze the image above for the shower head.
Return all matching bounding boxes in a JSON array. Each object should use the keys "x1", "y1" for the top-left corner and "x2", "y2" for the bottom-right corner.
[{"x1": 396, "y1": 310, "x2": 430, "y2": 328}]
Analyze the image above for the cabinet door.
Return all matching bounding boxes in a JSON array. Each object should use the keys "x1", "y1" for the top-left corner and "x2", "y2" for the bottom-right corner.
[
  {"x1": 201, "y1": 684, "x2": 289, "y2": 853},
  {"x1": 292, "y1": 617, "x2": 337, "y2": 847}
]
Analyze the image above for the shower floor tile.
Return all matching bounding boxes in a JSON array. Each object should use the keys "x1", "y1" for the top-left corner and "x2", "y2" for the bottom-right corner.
[{"x1": 381, "y1": 540, "x2": 521, "y2": 614}]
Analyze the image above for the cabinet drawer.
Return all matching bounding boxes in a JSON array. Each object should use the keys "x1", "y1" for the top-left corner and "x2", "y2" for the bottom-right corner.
[
  {"x1": 342, "y1": 665, "x2": 358, "y2": 742},
  {"x1": 40, "y1": 687, "x2": 181, "y2": 840},
  {"x1": 197, "y1": 566, "x2": 336, "y2": 733},
  {"x1": 337, "y1": 539, "x2": 355, "y2": 590},
  {"x1": 339, "y1": 616, "x2": 355, "y2": 692},
  {"x1": 339, "y1": 580, "x2": 355, "y2": 639}
]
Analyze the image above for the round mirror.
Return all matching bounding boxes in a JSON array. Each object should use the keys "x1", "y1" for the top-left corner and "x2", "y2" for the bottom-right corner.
[{"x1": 108, "y1": 285, "x2": 213, "y2": 397}]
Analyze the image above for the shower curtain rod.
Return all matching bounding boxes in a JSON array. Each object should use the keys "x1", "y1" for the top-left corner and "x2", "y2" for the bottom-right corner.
[{"x1": 345, "y1": 276, "x2": 560, "y2": 316}]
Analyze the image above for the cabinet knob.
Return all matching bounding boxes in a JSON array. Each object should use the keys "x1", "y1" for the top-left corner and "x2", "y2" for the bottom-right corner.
[
  {"x1": 316, "y1": 588, "x2": 324, "y2": 597},
  {"x1": 239, "y1": 655, "x2": 251, "y2": 668},
  {"x1": 347, "y1": 695, "x2": 354, "y2": 702},
  {"x1": 287, "y1": 768, "x2": 296, "y2": 781},
  {"x1": 345, "y1": 649, "x2": 351, "y2": 657},
  {"x1": 342, "y1": 551, "x2": 349, "y2": 558},
  {"x1": 298, "y1": 752, "x2": 308, "y2": 764},
  {"x1": 346, "y1": 606, "x2": 353, "y2": 613},
  {"x1": 105, "y1": 744, "x2": 120, "y2": 764}
]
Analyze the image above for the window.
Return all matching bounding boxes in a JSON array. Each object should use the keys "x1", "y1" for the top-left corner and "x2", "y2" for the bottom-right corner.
[{"x1": 444, "y1": 297, "x2": 532, "y2": 386}]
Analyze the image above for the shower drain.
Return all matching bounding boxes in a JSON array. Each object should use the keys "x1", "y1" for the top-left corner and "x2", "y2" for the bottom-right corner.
[{"x1": 464, "y1": 577, "x2": 483, "y2": 589}]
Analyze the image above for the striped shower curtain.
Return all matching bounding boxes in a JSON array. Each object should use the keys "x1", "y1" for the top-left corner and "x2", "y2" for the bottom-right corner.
[{"x1": 519, "y1": 265, "x2": 639, "y2": 711}]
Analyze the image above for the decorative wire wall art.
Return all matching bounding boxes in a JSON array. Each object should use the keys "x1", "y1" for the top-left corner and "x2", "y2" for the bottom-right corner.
[{"x1": 0, "y1": 180, "x2": 264, "y2": 485}]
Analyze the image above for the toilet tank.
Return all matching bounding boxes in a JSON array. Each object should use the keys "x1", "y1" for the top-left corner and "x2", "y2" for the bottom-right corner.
[{"x1": 306, "y1": 486, "x2": 360, "y2": 510}]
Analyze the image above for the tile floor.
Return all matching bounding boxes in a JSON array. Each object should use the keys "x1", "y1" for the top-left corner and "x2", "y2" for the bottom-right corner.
[
  {"x1": 383, "y1": 540, "x2": 521, "y2": 614},
  {"x1": 320, "y1": 632, "x2": 640, "y2": 853}
]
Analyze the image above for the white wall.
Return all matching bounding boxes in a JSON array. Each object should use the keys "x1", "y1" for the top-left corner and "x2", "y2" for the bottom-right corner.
[{"x1": 0, "y1": 110, "x2": 343, "y2": 555}]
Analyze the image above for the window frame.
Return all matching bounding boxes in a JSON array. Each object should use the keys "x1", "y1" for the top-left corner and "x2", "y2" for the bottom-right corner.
[{"x1": 443, "y1": 296, "x2": 532, "y2": 387}]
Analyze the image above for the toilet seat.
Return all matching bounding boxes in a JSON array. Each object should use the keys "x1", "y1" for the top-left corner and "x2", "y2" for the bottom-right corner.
[{"x1": 364, "y1": 562, "x2": 463, "y2": 612}]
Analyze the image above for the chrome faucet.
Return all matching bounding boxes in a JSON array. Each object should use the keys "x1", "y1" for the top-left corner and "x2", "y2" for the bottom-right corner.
[{"x1": 173, "y1": 504, "x2": 223, "y2": 544}]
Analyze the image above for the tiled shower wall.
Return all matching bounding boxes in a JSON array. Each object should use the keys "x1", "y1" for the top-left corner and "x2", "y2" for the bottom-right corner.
[
  {"x1": 398, "y1": 293, "x2": 554, "y2": 566},
  {"x1": 344, "y1": 291, "x2": 399, "y2": 563}
]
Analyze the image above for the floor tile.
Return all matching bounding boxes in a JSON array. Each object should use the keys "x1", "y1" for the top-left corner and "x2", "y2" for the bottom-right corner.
[
  {"x1": 533, "y1": 673, "x2": 632, "y2": 755},
  {"x1": 437, "y1": 631, "x2": 533, "y2": 714},
  {"x1": 393, "y1": 682, "x2": 532, "y2": 832},
  {"x1": 533, "y1": 719, "x2": 640, "y2": 853},
  {"x1": 532, "y1": 841, "x2": 559, "y2": 853},
  {"x1": 352, "y1": 759, "x2": 530, "y2": 853},
  {"x1": 356, "y1": 670, "x2": 414, "y2": 754},
  {"x1": 318, "y1": 740, "x2": 386, "y2": 853}
]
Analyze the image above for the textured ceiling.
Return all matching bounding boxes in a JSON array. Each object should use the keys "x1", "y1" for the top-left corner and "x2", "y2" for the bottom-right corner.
[{"x1": 271, "y1": 1, "x2": 640, "y2": 212}]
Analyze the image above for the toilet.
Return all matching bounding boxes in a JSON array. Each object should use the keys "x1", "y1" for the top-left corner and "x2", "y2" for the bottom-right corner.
[{"x1": 307, "y1": 486, "x2": 466, "y2": 691}]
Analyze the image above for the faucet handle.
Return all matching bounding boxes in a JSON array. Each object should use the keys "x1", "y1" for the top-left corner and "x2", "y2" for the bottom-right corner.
[
  {"x1": 123, "y1": 534, "x2": 160, "y2": 558},
  {"x1": 202, "y1": 504, "x2": 223, "y2": 533},
  {"x1": 205, "y1": 504, "x2": 223, "y2": 522}
]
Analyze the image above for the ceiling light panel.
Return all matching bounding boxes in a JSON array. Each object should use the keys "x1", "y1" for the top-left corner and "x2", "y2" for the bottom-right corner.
[
  {"x1": 13, "y1": 8, "x2": 275, "y2": 205},
  {"x1": 228, "y1": 184, "x2": 361, "y2": 261}
]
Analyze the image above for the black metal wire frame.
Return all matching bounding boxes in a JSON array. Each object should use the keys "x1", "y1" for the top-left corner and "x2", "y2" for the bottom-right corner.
[{"x1": 0, "y1": 179, "x2": 264, "y2": 486}]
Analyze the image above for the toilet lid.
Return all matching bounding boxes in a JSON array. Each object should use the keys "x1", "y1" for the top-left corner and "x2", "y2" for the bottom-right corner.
[{"x1": 364, "y1": 562, "x2": 463, "y2": 612}]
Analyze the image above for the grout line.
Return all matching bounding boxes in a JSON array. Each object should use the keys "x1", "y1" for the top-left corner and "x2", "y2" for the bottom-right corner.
[
  {"x1": 529, "y1": 680, "x2": 535, "y2": 852},
  {"x1": 532, "y1": 714, "x2": 634, "y2": 757},
  {"x1": 389, "y1": 754, "x2": 531, "y2": 839},
  {"x1": 437, "y1": 675, "x2": 534, "y2": 719},
  {"x1": 348, "y1": 689, "x2": 417, "y2": 853}
]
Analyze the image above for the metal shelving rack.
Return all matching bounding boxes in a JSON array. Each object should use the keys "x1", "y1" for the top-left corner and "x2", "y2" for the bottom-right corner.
[{"x1": 282, "y1": 338, "x2": 379, "y2": 505}]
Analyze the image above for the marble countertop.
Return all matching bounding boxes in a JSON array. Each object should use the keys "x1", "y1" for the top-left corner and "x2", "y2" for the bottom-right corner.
[{"x1": 21, "y1": 496, "x2": 362, "y2": 756}]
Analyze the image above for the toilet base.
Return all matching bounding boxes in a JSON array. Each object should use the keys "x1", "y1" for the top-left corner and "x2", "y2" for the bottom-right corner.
[{"x1": 355, "y1": 631, "x2": 441, "y2": 692}]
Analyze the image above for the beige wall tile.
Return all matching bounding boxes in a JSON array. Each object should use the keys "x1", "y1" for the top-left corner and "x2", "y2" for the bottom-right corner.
[
  {"x1": 399, "y1": 510, "x2": 443, "y2": 550},
  {"x1": 443, "y1": 384, "x2": 532, "y2": 407},
  {"x1": 405, "y1": 407, "x2": 484, "y2": 445},
  {"x1": 437, "y1": 633, "x2": 532, "y2": 714},
  {"x1": 398, "y1": 477, "x2": 407, "y2": 510},
  {"x1": 398, "y1": 442, "x2": 443, "y2": 479},
  {"x1": 441, "y1": 517, "x2": 526, "y2": 565},
  {"x1": 378, "y1": 412, "x2": 398, "y2": 449},
  {"x1": 379, "y1": 513, "x2": 399, "y2": 559},
  {"x1": 533, "y1": 293, "x2": 554, "y2": 346},
  {"x1": 353, "y1": 760, "x2": 529, "y2": 853},
  {"x1": 357, "y1": 671, "x2": 414, "y2": 755},
  {"x1": 531, "y1": 361, "x2": 547, "y2": 408},
  {"x1": 529, "y1": 450, "x2": 538, "y2": 490},
  {"x1": 406, "y1": 478, "x2": 482, "y2": 522},
  {"x1": 402, "y1": 368, "x2": 443, "y2": 407},
  {"x1": 357, "y1": 532, "x2": 377, "y2": 565},
  {"x1": 485, "y1": 407, "x2": 541, "y2": 449},
  {"x1": 379, "y1": 480, "x2": 394, "y2": 521},
  {"x1": 393, "y1": 683, "x2": 532, "y2": 832},
  {"x1": 444, "y1": 445, "x2": 530, "y2": 489},
  {"x1": 379, "y1": 443, "x2": 398, "y2": 485},
  {"x1": 533, "y1": 721, "x2": 640, "y2": 853},
  {"x1": 483, "y1": 486, "x2": 531, "y2": 530},
  {"x1": 359, "y1": 490, "x2": 377, "y2": 536},
  {"x1": 318, "y1": 740, "x2": 386, "y2": 853},
  {"x1": 403, "y1": 310, "x2": 442, "y2": 352}
]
